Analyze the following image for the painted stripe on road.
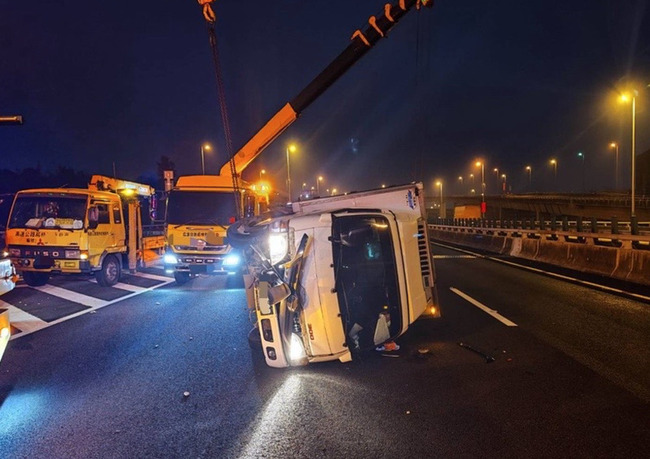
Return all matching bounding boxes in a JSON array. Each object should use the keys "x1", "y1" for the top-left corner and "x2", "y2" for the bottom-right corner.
[
  {"x1": 433, "y1": 254, "x2": 476, "y2": 259},
  {"x1": 450, "y1": 287, "x2": 518, "y2": 327},
  {"x1": 433, "y1": 241, "x2": 650, "y2": 303},
  {"x1": 34, "y1": 284, "x2": 109, "y2": 309},
  {"x1": 0, "y1": 300, "x2": 48, "y2": 335},
  {"x1": 133, "y1": 272, "x2": 172, "y2": 282}
]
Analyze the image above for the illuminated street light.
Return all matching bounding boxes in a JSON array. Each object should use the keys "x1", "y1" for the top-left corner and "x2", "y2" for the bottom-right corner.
[
  {"x1": 435, "y1": 180, "x2": 445, "y2": 218},
  {"x1": 501, "y1": 174, "x2": 507, "y2": 193},
  {"x1": 260, "y1": 169, "x2": 266, "y2": 180},
  {"x1": 577, "y1": 152, "x2": 585, "y2": 192},
  {"x1": 493, "y1": 167, "x2": 500, "y2": 189},
  {"x1": 475, "y1": 161, "x2": 485, "y2": 218},
  {"x1": 525, "y1": 166, "x2": 532, "y2": 187},
  {"x1": 200, "y1": 143, "x2": 211, "y2": 175},
  {"x1": 550, "y1": 159, "x2": 558, "y2": 184},
  {"x1": 609, "y1": 142, "x2": 619, "y2": 190},
  {"x1": 286, "y1": 144, "x2": 297, "y2": 199},
  {"x1": 620, "y1": 91, "x2": 638, "y2": 217},
  {"x1": 317, "y1": 176, "x2": 324, "y2": 196}
]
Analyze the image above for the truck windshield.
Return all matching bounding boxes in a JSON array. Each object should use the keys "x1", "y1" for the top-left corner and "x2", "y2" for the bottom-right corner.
[
  {"x1": 332, "y1": 214, "x2": 402, "y2": 352},
  {"x1": 167, "y1": 191, "x2": 240, "y2": 227},
  {"x1": 8, "y1": 194, "x2": 88, "y2": 230}
]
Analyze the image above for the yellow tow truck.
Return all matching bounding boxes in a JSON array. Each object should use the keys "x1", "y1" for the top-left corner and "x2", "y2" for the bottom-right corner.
[{"x1": 5, "y1": 175, "x2": 163, "y2": 287}]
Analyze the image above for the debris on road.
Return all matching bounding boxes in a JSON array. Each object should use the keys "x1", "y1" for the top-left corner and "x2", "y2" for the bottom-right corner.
[{"x1": 458, "y1": 342, "x2": 495, "y2": 363}]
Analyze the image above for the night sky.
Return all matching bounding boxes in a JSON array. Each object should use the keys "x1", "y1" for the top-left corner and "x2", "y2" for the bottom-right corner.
[{"x1": 1, "y1": 0, "x2": 649, "y2": 197}]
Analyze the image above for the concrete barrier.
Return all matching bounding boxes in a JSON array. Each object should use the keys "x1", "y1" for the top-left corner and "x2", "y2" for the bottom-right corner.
[{"x1": 430, "y1": 226, "x2": 650, "y2": 287}]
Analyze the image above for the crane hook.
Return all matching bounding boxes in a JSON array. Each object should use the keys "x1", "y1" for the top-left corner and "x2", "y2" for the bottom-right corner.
[{"x1": 197, "y1": 0, "x2": 216, "y2": 23}]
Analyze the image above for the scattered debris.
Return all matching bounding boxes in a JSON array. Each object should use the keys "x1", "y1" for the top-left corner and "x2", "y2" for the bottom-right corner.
[
  {"x1": 375, "y1": 341, "x2": 400, "y2": 352},
  {"x1": 154, "y1": 344, "x2": 159, "y2": 349},
  {"x1": 406, "y1": 410, "x2": 411, "y2": 415},
  {"x1": 417, "y1": 348, "x2": 430, "y2": 355},
  {"x1": 155, "y1": 302, "x2": 161, "y2": 305},
  {"x1": 458, "y1": 342, "x2": 495, "y2": 363},
  {"x1": 381, "y1": 353, "x2": 399, "y2": 358},
  {"x1": 90, "y1": 310, "x2": 97, "y2": 314},
  {"x1": 183, "y1": 391, "x2": 190, "y2": 398}
]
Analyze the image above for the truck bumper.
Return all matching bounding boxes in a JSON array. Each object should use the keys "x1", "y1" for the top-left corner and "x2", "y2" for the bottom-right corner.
[
  {"x1": 164, "y1": 252, "x2": 242, "y2": 275},
  {"x1": 11, "y1": 258, "x2": 92, "y2": 275}
]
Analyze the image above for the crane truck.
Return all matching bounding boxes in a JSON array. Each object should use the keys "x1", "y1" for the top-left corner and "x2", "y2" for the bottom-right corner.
[
  {"x1": 5, "y1": 175, "x2": 163, "y2": 287},
  {"x1": 164, "y1": 0, "x2": 434, "y2": 286},
  {"x1": 212, "y1": 0, "x2": 439, "y2": 367}
]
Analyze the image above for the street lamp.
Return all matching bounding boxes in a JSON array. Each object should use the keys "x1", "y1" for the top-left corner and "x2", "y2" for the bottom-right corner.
[
  {"x1": 550, "y1": 159, "x2": 557, "y2": 185},
  {"x1": 200, "y1": 143, "x2": 211, "y2": 175},
  {"x1": 577, "y1": 152, "x2": 585, "y2": 192},
  {"x1": 493, "y1": 167, "x2": 499, "y2": 189},
  {"x1": 609, "y1": 142, "x2": 619, "y2": 190},
  {"x1": 317, "y1": 176, "x2": 324, "y2": 196},
  {"x1": 475, "y1": 161, "x2": 485, "y2": 218},
  {"x1": 525, "y1": 166, "x2": 532, "y2": 187},
  {"x1": 620, "y1": 91, "x2": 638, "y2": 217},
  {"x1": 286, "y1": 144, "x2": 297, "y2": 199},
  {"x1": 501, "y1": 174, "x2": 507, "y2": 193},
  {"x1": 435, "y1": 180, "x2": 444, "y2": 218},
  {"x1": 259, "y1": 169, "x2": 266, "y2": 180}
]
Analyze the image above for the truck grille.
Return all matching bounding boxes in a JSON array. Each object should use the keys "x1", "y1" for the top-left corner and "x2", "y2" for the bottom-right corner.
[
  {"x1": 417, "y1": 221, "x2": 433, "y2": 293},
  {"x1": 173, "y1": 245, "x2": 228, "y2": 252}
]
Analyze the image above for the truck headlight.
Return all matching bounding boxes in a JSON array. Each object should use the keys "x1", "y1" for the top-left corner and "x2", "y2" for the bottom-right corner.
[
  {"x1": 269, "y1": 233, "x2": 288, "y2": 265},
  {"x1": 289, "y1": 333, "x2": 307, "y2": 363},
  {"x1": 164, "y1": 254, "x2": 178, "y2": 264},
  {"x1": 65, "y1": 250, "x2": 80, "y2": 259},
  {"x1": 223, "y1": 253, "x2": 240, "y2": 267}
]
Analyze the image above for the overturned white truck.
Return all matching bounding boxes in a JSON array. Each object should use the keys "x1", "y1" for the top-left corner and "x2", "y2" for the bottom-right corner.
[{"x1": 228, "y1": 183, "x2": 440, "y2": 368}]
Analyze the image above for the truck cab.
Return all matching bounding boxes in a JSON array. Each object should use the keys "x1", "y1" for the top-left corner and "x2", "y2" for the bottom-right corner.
[
  {"x1": 163, "y1": 175, "x2": 268, "y2": 285},
  {"x1": 229, "y1": 183, "x2": 439, "y2": 368}
]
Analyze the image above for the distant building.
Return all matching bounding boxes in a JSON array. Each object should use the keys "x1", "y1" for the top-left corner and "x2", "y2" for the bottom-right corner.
[{"x1": 639, "y1": 149, "x2": 650, "y2": 197}]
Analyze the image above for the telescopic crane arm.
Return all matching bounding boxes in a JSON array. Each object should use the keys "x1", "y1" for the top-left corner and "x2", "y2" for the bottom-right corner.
[{"x1": 219, "y1": 0, "x2": 434, "y2": 177}]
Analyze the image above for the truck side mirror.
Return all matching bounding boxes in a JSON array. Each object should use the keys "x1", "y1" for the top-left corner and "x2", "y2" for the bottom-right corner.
[{"x1": 88, "y1": 206, "x2": 99, "y2": 229}]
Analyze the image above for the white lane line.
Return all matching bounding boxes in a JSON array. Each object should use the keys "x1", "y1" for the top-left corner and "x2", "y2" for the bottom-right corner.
[
  {"x1": 432, "y1": 241, "x2": 650, "y2": 303},
  {"x1": 8, "y1": 277, "x2": 174, "y2": 340},
  {"x1": 450, "y1": 287, "x2": 518, "y2": 327},
  {"x1": 133, "y1": 272, "x2": 172, "y2": 282},
  {"x1": 433, "y1": 254, "x2": 476, "y2": 259},
  {"x1": 111, "y1": 282, "x2": 146, "y2": 293},
  {"x1": 34, "y1": 284, "x2": 108, "y2": 308},
  {"x1": 1, "y1": 300, "x2": 48, "y2": 335}
]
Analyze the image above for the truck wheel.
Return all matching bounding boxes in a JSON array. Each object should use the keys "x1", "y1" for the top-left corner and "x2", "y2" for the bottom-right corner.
[
  {"x1": 96, "y1": 255, "x2": 122, "y2": 287},
  {"x1": 22, "y1": 271, "x2": 49, "y2": 287},
  {"x1": 174, "y1": 272, "x2": 191, "y2": 285}
]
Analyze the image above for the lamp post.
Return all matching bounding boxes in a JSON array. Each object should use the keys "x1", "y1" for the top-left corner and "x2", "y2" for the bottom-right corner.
[
  {"x1": 260, "y1": 169, "x2": 266, "y2": 180},
  {"x1": 525, "y1": 166, "x2": 532, "y2": 188},
  {"x1": 435, "y1": 180, "x2": 444, "y2": 219},
  {"x1": 317, "y1": 176, "x2": 324, "y2": 196},
  {"x1": 493, "y1": 167, "x2": 499, "y2": 189},
  {"x1": 286, "y1": 144, "x2": 297, "y2": 199},
  {"x1": 501, "y1": 174, "x2": 507, "y2": 193},
  {"x1": 577, "y1": 152, "x2": 585, "y2": 192},
  {"x1": 609, "y1": 142, "x2": 619, "y2": 190},
  {"x1": 457, "y1": 176, "x2": 463, "y2": 195},
  {"x1": 550, "y1": 159, "x2": 557, "y2": 186},
  {"x1": 620, "y1": 91, "x2": 637, "y2": 217},
  {"x1": 200, "y1": 143, "x2": 211, "y2": 175},
  {"x1": 475, "y1": 161, "x2": 485, "y2": 218}
]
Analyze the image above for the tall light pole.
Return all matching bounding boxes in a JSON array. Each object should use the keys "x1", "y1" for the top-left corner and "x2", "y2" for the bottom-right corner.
[
  {"x1": 609, "y1": 142, "x2": 619, "y2": 190},
  {"x1": 501, "y1": 174, "x2": 507, "y2": 193},
  {"x1": 435, "y1": 180, "x2": 445, "y2": 218},
  {"x1": 493, "y1": 167, "x2": 499, "y2": 189},
  {"x1": 200, "y1": 143, "x2": 211, "y2": 175},
  {"x1": 475, "y1": 161, "x2": 485, "y2": 218},
  {"x1": 317, "y1": 176, "x2": 324, "y2": 196},
  {"x1": 458, "y1": 176, "x2": 463, "y2": 195},
  {"x1": 525, "y1": 166, "x2": 532, "y2": 188},
  {"x1": 620, "y1": 91, "x2": 637, "y2": 217},
  {"x1": 550, "y1": 159, "x2": 557, "y2": 186},
  {"x1": 260, "y1": 169, "x2": 266, "y2": 180},
  {"x1": 577, "y1": 152, "x2": 585, "y2": 192},
  {"x1": 286, "y1": 144, "x2": 297, "y2": 199}
]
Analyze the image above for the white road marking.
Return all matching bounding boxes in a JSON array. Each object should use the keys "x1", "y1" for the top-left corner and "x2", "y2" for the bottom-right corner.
[
  {"x1": 450, "y1": 287, "x2": 518, "y2": 327},
  {"x1": 34, "y1": 284, "x2": 109, "y2": 308},
  {"x1": 131, "y1": 272, "x2": 172, "y2": 282},
  {"x1": 6, "y1": 274, "x2": 174, "y2": 340},
  {"x1": 111, "y1": 282, "x2": 147, "y2": 293},
  {"x1": 432, "y1": 241, "x2": 650, "y2": 303},
  {"x1": 433, "y1": 254, "x2": 476, "y2": 259},
  {"x1": 1, "y1": 300, "x2": 48, "y2": 335}
]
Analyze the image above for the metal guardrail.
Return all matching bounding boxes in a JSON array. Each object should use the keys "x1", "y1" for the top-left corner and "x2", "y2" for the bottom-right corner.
[{"x1": 431, "y1": 217, "x2": 650, "y2": 237}]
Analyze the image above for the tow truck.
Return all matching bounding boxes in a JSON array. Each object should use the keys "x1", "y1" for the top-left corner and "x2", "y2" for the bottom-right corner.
[
  {"x1": 5, "y1": 175, "x2": 163, "y2": 287},
  {"x1": 165, "y1": 0, "x2": 434, "y2": 287}
]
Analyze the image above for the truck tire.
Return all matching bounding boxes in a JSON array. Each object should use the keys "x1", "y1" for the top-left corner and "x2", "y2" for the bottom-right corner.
[
  {"x1": 22, "y1": 271, "x2": 49, "y2": 287},
  {"x1": 174, "y1": 272, "x2": 191, "y2": 285},
  {"x1": 96, "y1": 254, "x2": 122, "y2": 287}
]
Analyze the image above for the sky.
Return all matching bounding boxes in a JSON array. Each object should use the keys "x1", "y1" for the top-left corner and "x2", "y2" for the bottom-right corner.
[{"x1": 1, "y1": 0, "x2": 649, "y2": 197}]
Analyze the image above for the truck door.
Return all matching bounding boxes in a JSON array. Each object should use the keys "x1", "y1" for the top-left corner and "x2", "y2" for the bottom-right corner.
[{"x1": 88, "y1": 199, "x2": 118, "y2": 267}]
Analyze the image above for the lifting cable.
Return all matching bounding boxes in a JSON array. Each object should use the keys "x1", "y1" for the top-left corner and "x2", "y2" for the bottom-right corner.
[{"x1": 197, "y1": 0, "x2": 241, "y2": 220}]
